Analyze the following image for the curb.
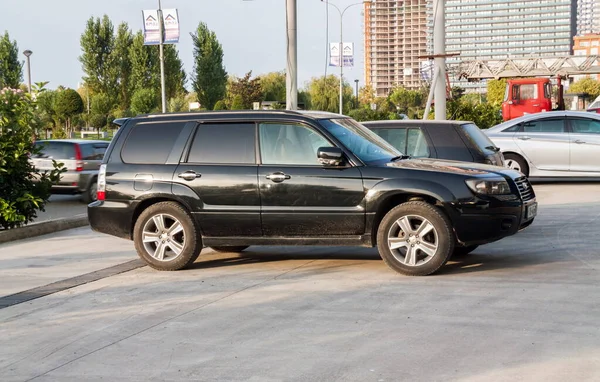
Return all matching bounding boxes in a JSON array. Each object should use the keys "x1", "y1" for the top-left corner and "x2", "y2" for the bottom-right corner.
[{"x1": 0, "y1": 214, "x2": 89, "y2": 245}]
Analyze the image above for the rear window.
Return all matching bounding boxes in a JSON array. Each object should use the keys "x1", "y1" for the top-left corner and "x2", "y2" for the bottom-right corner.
[
  {"x1": 459, "y1": 123, "x2": 497, "y2": 153},
  {"x1": 80, "y1": 143, "x2": 108, "y2": 160},
  {"x1": 33, "y1": 141, "x2": 76, "y2": 159},
  {"x1": 121, "y1": 121, "x2": 187, "y2": 164}
]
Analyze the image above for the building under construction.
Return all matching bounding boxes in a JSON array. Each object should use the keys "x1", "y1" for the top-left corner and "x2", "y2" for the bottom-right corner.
[{"x1": 364, "y1": 0, "x2": 429, "y2": 96}]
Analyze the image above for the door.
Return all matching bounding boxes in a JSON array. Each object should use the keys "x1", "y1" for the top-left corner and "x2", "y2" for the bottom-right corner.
[
  {"x1": 512, "y1": 117, "x2": 570, "y2": 171},
  {"x1": 257, "y1": 121, "x2": 366, "y2": 236},
  {"x1": 568, "y1": 117, "x2": 600, "y2": 172},
  {"x1": 173, "y1": 122, "x2": 261, "y2": 237},
  {"x1": 509, "y1": 83, "x2": 542, "y2": 119}
]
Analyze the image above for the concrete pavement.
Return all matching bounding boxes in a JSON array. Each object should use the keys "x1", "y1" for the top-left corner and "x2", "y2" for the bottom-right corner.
[{"x1": 0, "y1": 184, "x2": 599, "y2": 381}]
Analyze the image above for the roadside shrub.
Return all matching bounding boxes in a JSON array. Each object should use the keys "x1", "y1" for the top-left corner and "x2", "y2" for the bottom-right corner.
[{"x1": 0, "y1": 88, "x2": 64, "y2": 229}]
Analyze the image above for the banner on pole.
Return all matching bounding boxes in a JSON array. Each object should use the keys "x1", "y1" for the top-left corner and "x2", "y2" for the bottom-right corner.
[
  {"x1": 142, "y1": 10, "x2": 161, "y2": 45},
  {"x1": 142, "y1": 8, "x2": 180, "y2": 45},
  {"x1": 329, "y1": 42, "x2": 354, "y2": 67},
  {"x1": 162, "y1": 9, "x2": 180, "y2": 44}
]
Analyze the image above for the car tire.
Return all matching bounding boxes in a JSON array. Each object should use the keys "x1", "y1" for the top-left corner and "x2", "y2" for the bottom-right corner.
[
  {"x1": 81, "y1": 178, "x2": 97, "y2": 204},
  {"x1": 133, "y1": 201, "x2": 201, "y2": 271},
  {"x1": 452, "y1": 244, "x2": 479, "y2": 258},
  {"x1": 504, "y1": 153, "x2": 529, "y2": 177},
  {"x1": 209, "y1": 246, "x2": 249, "y2": 253},
  {"x1": 376, "y1": 201, "x2": 454, "y2": 276}
]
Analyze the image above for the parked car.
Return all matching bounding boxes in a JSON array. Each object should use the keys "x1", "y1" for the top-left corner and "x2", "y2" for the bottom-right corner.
[
  {"x1": 88, "y1": 110, "x2": 536, "y2": 276},
  {"x1": 362, "y1": 120, "x2": 505, "y2": 166},
  {"x1": 32, "y1": 139, "x2": 109, "y2": 203},
  {"x1": 485, "y1": 111, "x2": 600, "y2": 178}
]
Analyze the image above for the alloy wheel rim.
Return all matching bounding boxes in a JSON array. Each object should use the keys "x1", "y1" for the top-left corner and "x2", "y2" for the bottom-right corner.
[
  {"x1": 387, "y1": 215, "x2": 439, "y2": 267},
  {"x1": 506, "y1": 159, "x2": 521, "y2": 172},
  {"x1": 142, "y1": 213, "x2": 186, "y2": 262}
]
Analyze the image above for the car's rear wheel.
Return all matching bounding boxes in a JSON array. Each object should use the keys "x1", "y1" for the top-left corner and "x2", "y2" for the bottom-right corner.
[
  {"x1": 133, "y1": 202, "x2": 201, "y2": 271},
  {"x1": 209, "y1": 246, "x2": 249, "y2": 253},
  {"x1": 504, "y1": 153, "x2": 529, "y2": 176},
  {"x1": 81, "y1": 179, "x2": 97, "y2": 204},
  {"x1": 376, "y1": 201, "x2": 454, "y2": 276}
]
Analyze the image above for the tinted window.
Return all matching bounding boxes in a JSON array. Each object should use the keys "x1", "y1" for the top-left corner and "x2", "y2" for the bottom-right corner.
[
  {"x1": 371, "y1": 128, "x2": 408, "y2": 153},
  {"x1": 121, "y1": 121, "x2": 186, "y2": 164},
  {"x1": 188, "y1": 123, "x2": 256, "y2": 164},
  {"x1": 570, "y1": 118, "x2": 600, "y2": 134},
  {"x1": 522, "y1": 119, "x2": 565, "y2": 133},
  {"x1": 502, "y1": 124, "x2": 521, "y2": 133},
  {"x1": 33, "y1": 141, "x2": 76, "y2": 159},
  {"x1": 427, "y1": 124, "x2": 473, "y2": 161},
  {"x1": 80, "y1": 143, "x2": 108, "y2": 160},
  {"x1": 406, "y1": 129, "x2": 430, "y2": 157},
  {"x1": 459, "y1": 123, "x2": 497, "y2": 153},
  {"x1": 259, "y1": 122, "x2": 332, "y2": 165}
]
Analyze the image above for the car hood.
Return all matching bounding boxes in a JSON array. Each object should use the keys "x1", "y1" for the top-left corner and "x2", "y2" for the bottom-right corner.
[{"x1": 385, "y1": 158, "x2": 522, "y2": 178}]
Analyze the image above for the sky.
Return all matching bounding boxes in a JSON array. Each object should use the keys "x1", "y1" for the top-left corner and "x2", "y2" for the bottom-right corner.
[{"x1": 1, "y1": 0, "x2": 366, "y2": 92}]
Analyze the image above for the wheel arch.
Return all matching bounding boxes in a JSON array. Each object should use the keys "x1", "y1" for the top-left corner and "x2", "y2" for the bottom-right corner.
[{"x1": 129, "y1": 195, "x2": 198, "y2": 240}]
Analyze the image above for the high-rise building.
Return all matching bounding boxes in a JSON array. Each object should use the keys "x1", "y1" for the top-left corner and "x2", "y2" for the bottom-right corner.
[
  {"x1": 445, "y1": 0, "x2": 578, "y2": 92},
  {"x1": 364, "y1": 0, "x2": 429, "y2": 96},
  {"x1": 577, "y1": 0, "x2": 600, "y2": 35}
]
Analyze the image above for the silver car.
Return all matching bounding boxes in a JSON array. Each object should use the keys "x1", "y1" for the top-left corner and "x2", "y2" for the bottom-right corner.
[{"x1": 485, "y1": 111, "x2": 600, "y2": 178}]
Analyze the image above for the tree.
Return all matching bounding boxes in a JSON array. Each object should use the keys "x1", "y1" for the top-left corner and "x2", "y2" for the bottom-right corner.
[
  {"x1": 79, "y1": 15, "x2": 117, "y2": 98},
  {"x1": 226, "y1": 71, "x2": 263, "y2": 109},
  {"x1": 569, "y1": 77, "x2": 600, "y2": 99},
  {"x1": 0, "y1": 31, "x2": 22, "y2": 89},
  {"x1": 168, "y1": 95, "x2": 188, "y2": 112},
  {"x1": 259, "y1": 70, "x2": 286, "y2": 102},
  {"x1": 164, "y1": 44, "x2": 187, "y2": 100},
  {"x1": 306, "y1": 75, "x2": 353, "y2": 114},
  {"x1": 213, "y1": 100, "x2": 227, "y2": 110},
  {"x1": 0, "y1": 88, "x2": 64, "y2": 229},
  {"x1": 90, "y1": 93, "x2": 113, "y2": 133},
  {"x1": 131, "y1": 88, "x2": 159, "y2": 115},
  {"x1": 389, "y1": 86, "x2": 426, "y2": 118},
  {"x1": 129, "y1": 31, "x2": 159, "y2": 94},
  {"x1": 487, "y1": 79, "x2": 507, "y2": 105},
  {"x1": 111, "y1": 22, "x2": 134, "y2": 113},
  {"x1": 55, "y1": 88, "x2": 84, "y2": 136},
  {"x1": 191, "y1": 22, "x2": 227, "y2": 110},
  {"x1": 230, "y1": 95, "x2": 244, "y2": 110}
]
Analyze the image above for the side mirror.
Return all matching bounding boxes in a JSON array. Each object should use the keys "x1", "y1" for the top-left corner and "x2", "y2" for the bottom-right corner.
[{"x1": 317, "y1": 147, "x2": 344, "y2": 166}]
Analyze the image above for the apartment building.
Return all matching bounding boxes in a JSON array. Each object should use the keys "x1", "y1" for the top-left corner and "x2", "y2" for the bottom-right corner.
[
  {"x1": 577, "y1": 0, "x2": 600, "y2": 35},
  {"x1": 364, "y1": 0, "x2": 429, "y2": 96}
]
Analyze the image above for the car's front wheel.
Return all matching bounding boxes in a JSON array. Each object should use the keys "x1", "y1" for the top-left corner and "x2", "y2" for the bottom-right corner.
[
  {"x1": 133, "y1": 202, "x2": 201, "y2": 271},
  {"x1": 376, "y1": 201, "x2": 454, "y2": 276},
  {"x1": 504, "y1": 153, "x2": 529, "y2": 177}
]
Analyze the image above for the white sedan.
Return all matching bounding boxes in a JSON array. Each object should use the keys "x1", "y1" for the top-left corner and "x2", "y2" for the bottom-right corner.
[{"x1": 484, "y1": 111, "x2": 600, "y2": 178}]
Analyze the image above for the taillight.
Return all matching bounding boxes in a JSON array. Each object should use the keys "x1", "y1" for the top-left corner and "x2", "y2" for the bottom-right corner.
[
  {"x1": 97, "y1": 164, "x2": 106, "y2": 201},
  {"x1": 74, "y1": 143, "x2": 83, "y2": 171}
]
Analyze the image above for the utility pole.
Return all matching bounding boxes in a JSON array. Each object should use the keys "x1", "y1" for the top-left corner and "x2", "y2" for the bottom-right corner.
[
  {"x1": 339, "y1": 19, "x2": 343, "y2": 115},
  {"x1": 23, "y1": 50, "x2": 32, "y2": 94},
  {"x1": 433, "y1": 0, "x2": 446, "y2": 120},
  {"x1": 286, "y1": 0, "x2": 298, "y2": 110},
  {"x1": 158, "y1": 0, "x2": 167, "y2": 113}
]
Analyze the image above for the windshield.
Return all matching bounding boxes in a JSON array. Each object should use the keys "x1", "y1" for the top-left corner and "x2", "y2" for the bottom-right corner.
[
  {"x1": 319, "y1": 118, "x2": 403, "y2": 164},
  {"x1": 459, "y1": 123, "x2": 498, "y2": 153}
]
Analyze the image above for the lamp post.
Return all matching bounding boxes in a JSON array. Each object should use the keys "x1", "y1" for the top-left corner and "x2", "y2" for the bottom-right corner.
[
  {"x1": 23, "y1": 50, "x2": 32, "y2": 93},
  {"x1": 158, "y1": 0, "x2": 167, "y2": 113},
  {"x1": 322, "y1": 1, "x2": 370, "y2": 115},
  {"x1": 354, "y1": 79, "x2": 359, "y2": 104}
]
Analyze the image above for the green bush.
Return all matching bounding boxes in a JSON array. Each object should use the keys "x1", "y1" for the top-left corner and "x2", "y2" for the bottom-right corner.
[{"x1": 0, "y1": 88, "x2": 64, "y2": 229}]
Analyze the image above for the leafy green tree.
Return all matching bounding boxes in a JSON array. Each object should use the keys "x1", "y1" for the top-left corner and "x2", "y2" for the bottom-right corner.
[
  {"x1": 213, "y1": 100, "x2": 227, "y2": 110},
  {"x1": 79, "y1": 15, "x2": 117, "y2": 98},
  {"x1": 90, "y1": 93, "x2": 113, "y2": 133},
  {"x1": 259, "y1": 70, "x2": 286, "y2": 102},
  {"x1": 111, "y1": 22, "x2": 134, "y2": 113},
  {"x1": 306, "y1": 75, "x2": 353, "y2": 114},
  {"x1": 164, "y1": 44, "x2": 187, "y2": 99},
  {"x1": 168, "y1": 95, "x2": 188, "y2": 112},
  {"x1": 0, "y1": 88, "x2": 64, "y2": 229},
  {"x1": 131, "y1": 88, "x2": 159, "y2": 115},
  {"x1": 230, "y1": 95, "x2": 244, "y2": 110},
  {"x1": 36, "y1": 90, "x2": 59, "y2": 130},
  {"x1": 569, "y1": 77, "x2": 600, "y2": 99},
  {"x1": 487, "y1": 79, "x2": 507, "y2": 105},
  {"x1": 129, "y1": 31, "x2": 159, "y2": 94},
  {"x1": 191, "y1": 22, "x2": 227, "y2": 110},
  {"x1": 0, "y1": 31, "x2": 23, "y2": 89},
  {"x1": 226, "y1": 71, "x2": 263, "y2": 109},
  {"x1": 55, "y1": 88, "x2": 84, "y2": 135},
  {"x1": 389, "y1": 87, "x2": 426, "y2": 118}
]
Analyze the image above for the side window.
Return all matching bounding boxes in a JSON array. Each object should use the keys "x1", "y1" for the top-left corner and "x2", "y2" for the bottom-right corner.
[
  {"x1": 371, "y1": 128, "x2": 408, "y2": 153},
  {"x1": 522, "y1": 119, "x2": 565, "y2": 133},
  {"x1": 259, "y1": 122, "x2": 332, "y2": 165},
  {"x1": 187, "y1": 123, "x2": 256, "y2": 164},
  {"x1": 520, "y1": 84, "x2": 538, "y2": 100},
  {"x1": 570, "y1": 118, "x2": 600, "y2": 134},
  {"x1": 406, "y1": 128, "x2": 430, "y2": 158},
  {"x1": 502, "y1": 124, "x2": 521, "y2": 133},
  {"x1": 121, "y1": 121, "x2": 187, "y2": 164}
]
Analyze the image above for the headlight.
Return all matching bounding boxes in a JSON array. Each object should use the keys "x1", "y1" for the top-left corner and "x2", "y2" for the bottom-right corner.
[{"x1": 466, "y1": 178, "x2": 511, "y2": 195}]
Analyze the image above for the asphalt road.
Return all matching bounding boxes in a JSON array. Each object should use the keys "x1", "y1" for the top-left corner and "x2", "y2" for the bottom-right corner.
[
  {"x1": 1, "y1": 184, "x2": 599, "y2": 381},
  {"x1": 35, "y1": 195, "x2": 87, "y2": 223}
]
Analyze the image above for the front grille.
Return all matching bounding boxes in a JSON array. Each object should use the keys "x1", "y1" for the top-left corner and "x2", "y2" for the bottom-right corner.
[{"x1": 514, "y1": 176, "x2": 535, "y2": 201}]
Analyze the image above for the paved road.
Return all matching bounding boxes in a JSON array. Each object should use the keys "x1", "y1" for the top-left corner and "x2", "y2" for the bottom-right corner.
[
  {"x1": 35, "y1": 195, "x2": 87, "y2": 223},
  {"x1": 1, "y1": 184, "x2": 599, "y2": 381}
]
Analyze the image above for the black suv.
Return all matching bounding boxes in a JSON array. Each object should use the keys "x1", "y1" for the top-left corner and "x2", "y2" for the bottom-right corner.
[{"x1": 88, "y1": 110, "x2": 537, "y2": 276}]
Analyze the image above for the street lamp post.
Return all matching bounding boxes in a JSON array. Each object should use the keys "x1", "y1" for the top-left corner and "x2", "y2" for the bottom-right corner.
[
  {"x1": 157, "y1": 0, "x2": 167, "y2": 113},
  {"x1": 323, "y1": 1, "x2": 369, "y2": 115},
  {"x1": 354, "y1": 79, "x2": 359, "y2": 103},
  {"x1": 23, "y1": 50, "x2": 32, "y2": 94}
]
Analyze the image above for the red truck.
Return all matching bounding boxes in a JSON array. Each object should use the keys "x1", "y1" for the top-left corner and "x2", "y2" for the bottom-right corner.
[{"x1": 501, "y1": 77, "x2": 565, "y2": 121}]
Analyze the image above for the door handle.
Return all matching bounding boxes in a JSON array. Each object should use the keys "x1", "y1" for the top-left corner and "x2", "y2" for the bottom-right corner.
[
  {"x1": 574, "y1": 140, "x2": 586, "y2": 144},
  {"x1": 178, "y1": 171, "x2": 201, "y2": 181},
  {"x1": 266, "y1": 172, "x2": 291, "y2": 183},
  {"x1": 518, "y1": 136, "x2": 531, "y2": 140}
]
